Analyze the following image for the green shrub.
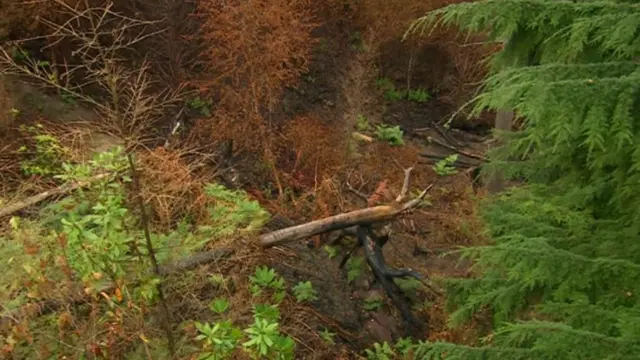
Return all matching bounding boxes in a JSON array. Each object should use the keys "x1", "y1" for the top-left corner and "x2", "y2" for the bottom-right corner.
[
  {"x1": 375, "y1": 124, "x2": 404, "y2": 146},
  {"x1": 356, "y1": 114, "x2": 371, "y2": 131},
  {"x1": 292, "y1": 281, "x2": 318, "y2": 303},
  {"x1": 18, "y1": 124, "x2": 68, "y2": 177},
  {"x1": 406, "y1": 88, "x2": 430, "y2": 103},
  {"x1": 187, "y1": 96, "x2": 212, "y2": 117},
  {"x1": 365, "y1": 342, "x2": 395, "y2": 360}
]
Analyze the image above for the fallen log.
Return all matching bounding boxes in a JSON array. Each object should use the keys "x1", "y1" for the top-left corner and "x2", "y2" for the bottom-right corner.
[
  {"x1": 260, "y1": 184, "x2": 433, "y2": 248},
  {"x1": 260, "y1": 167, "x2": 441, "y2": 334},
  {"x1": 0, "y1": 173, "x2": 112, "y2": 219}
]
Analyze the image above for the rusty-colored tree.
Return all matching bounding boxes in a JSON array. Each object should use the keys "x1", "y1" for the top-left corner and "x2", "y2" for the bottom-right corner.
[{"x1": 194, "y1": 0, "x2": 317, "y2": 149}]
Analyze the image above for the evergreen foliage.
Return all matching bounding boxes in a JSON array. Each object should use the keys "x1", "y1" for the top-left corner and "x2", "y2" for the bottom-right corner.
[{"x1": 408, "y1": 0, "x2": 640, "y2": 358}]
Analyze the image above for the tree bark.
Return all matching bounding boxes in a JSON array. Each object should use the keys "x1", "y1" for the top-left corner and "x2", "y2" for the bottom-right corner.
[
  {"x1": 259, "y1": 184, "x2": 433, "y2": 248},
  {"x1": 486, "y1": 109, "x2": 513, "y2": 194}
]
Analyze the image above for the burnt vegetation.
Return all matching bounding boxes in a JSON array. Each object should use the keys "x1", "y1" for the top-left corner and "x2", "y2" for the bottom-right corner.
[{"x1": 4, "y1": 0, "x2": 634, "y2": 359}]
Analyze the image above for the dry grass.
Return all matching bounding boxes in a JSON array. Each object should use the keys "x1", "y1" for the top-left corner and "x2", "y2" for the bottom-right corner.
[
  {"x1": 137, "y1": 146, "x2": 215, "y2": 230},
  {"x1": 279, "y1": 116, "x2": 347, "y2": 189}
]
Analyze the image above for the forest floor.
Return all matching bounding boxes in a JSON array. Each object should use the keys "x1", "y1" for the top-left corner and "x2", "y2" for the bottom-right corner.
[{"x1": 0, "y1": 3, "x2": 495, "y2": 359}]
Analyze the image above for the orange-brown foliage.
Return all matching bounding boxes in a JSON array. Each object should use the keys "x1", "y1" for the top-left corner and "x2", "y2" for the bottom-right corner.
[
  {"x1": 137, "y1": 147, "x2": 210, "y2": 229},
  {"x1": 367, "y1": 180, "x2": 390, "y2": 207},
  {"x1": 278, "y1": 115, "x2": 346, "y2": 190},
  {"x1": 195, "y1": 0, "x2": 318, "y2": 149}
]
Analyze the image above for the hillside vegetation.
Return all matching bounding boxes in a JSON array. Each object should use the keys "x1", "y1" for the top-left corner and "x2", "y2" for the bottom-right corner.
[{"x1": 1, "y1": 0, "x2": 638, "y2": 359}]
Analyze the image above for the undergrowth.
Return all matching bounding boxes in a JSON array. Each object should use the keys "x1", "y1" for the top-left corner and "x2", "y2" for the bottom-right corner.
[{"x1": 0, "y1": 140, "x2": 270, "y2": 359}]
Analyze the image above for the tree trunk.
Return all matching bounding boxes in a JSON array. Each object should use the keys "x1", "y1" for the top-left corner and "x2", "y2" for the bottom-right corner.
[{"x1": 486, "y1": 109, "x2": 513, "y2": 194}]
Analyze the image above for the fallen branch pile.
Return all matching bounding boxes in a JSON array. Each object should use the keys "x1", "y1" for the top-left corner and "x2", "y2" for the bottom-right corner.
[{"x1": 259, "y1": 167, "x2": 439, "y2": 333}]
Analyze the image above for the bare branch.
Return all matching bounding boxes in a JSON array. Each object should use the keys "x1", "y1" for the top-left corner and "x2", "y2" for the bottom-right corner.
[
  {"x1": 426, "y1": 136, "x2": 487, "y2": 161},
  {"x1": 345, "y1": 170, "x2": 369, "y2": 202},
  {"x1": 0, "y1": 173, "x2": 112, "y2": 219},
  {"x1": 395, "y1": 167, "x2": 414, "y2": 203},
  {"x1": 260, "y1": 183, "x2": 435, "y2": 248}
]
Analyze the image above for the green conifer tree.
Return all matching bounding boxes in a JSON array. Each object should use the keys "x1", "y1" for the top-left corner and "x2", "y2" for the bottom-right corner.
[{"x1": 406, "y1": 1, "x2": 640, "y2": 359}]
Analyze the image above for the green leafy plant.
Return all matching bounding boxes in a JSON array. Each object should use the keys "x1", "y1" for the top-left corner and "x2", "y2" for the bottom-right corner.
[
  {"x1": 356, "y1": 114, "x2": 371, "y2": 131},
  {"x1": 292, "y1": 281, "x2": 318, "y2": 303},
  {"x1": 209, "y1": 273, "x2": 226, "y2": 287},
  {"x1": 10, "y1": 108, "x2": 20, "y2": 119},
  {"x1": 243, "y1": 317, "x2": 280, "y2": 358},
  {"x1": 270, "y1": 278, "x2": 286, "y2": 303},
  {"x1": 376, "y1": 77, "x2": 395, "y2": 92},
  {"x1": 377, "y1": 77, "x2": 431, "y2": 103},
  {"x1": 51, "y1": 148, "x2": 135, "y2": 284},
  {"x1": 384, "y1": 88, "x2": 405, "y2": 101},
  {"x1": 411, "y1": 190, "x2": 432, "y2": 208},
  {"x1": 199, "y1": 183, "x2": 270, "y2": 238},
  {"x1": 365, "y1": 342, "x2": 396, "y2": 360},
  {"x1": 432, "y1": 154, "x2": 458, "y2": 176},
  {"x1": 319, "y1": 328, "x2": 336, "y2": 345},
  {"x1": 249, "y1": 266, "x2": 286, "y2": 302},
  {"x1": 242, "y1": 315, "x2": 295, "y2": 360},
  {"x1": 4, "y1": 143, "x2": 243, "y2": 357},
  {"x1": 323, "y1": 245, "x2": 338, "y2": 259},
  {"x1": 395, "y1": 337, "x2": 414, "y2": 357},
  {"x1": 394, "y1": 277, "x2": 422, "y2": 297},
  {"x1": 251, "y1": 266, "x2": 278, "y2": 289},
  {"x1": 363, "y1": 293, "x2": 384, "y2": 311},
  {"x1": 406, "y1": 88, "x2": 430, "y2": 103},
  {"x1": 18, "y1": 124, "x2": 69, "y2": 177},
  {"x1": 10, "y1": 46, "x2": 29, "y2": 62},
  {"x1": 346, "y1": 256, "x2": 365, "y2": 283},
  {"x1": 187, "y1": 96, "x2": 213, "y2": 117},
  {"x1": 195, "y1": 320, "x2": 242, "y2": 360},
  {"x1": 253, "y1": 304, "x2": 281, "y2": 323},
  {"x1": 375, "y1": 124, "x2": 404, "y2": 146},
  {"x1": 209, "y1": 298, "x2": 230, "y2": 314}
]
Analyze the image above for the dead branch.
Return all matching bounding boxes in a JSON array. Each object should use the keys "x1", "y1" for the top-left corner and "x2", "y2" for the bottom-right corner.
[
  {"x1": 434, "y1": 123, "x2": 464, "y2": 148},
  {"x1": 419, "y1": 153, "x2": 481, "y2": 168},
  {"x1": 395, "y1": 167, "x2": 414, "y2": 202},
  {"x1": 352, "y1": 132, "x2": 373, "y2": 143},
  {"x1": 426, "y1": 136, "x2": 487, "y2": 161},
  {"x1": 261, "y1": 167, "x2": 441, "y2": 334},
  {"x1": 358, "y1": 225, "x2": 422, "y2": 331},
  {"x1": 0, "y1": 173, "x2": 111, "y2": 218},
  {"x1": 259, "y1": 184, "x2": 433, "y2": 248},
  {"x1": 345, "y1": 170, "x2": 369, "y2": 202}
]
